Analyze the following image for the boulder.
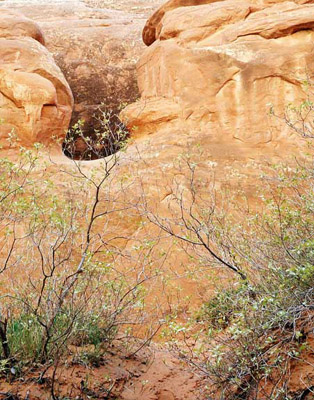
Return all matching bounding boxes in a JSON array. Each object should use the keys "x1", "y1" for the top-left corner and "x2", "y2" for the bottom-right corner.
[
  {"x1": 123, "y1": 0, "x2": 314, "y2": 147},
  {"x1": 0, "y1": 10, "x2": 73, "y2": 148}
]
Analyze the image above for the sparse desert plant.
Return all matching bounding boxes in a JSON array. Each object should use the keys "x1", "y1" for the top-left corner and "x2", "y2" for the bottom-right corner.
[
  {"x1": 0, "y1": 139, "x2": 162, "y2": 398},
  {"x1": 63, "y1": 105, "x2": 129, "y2": 160},
  {"x1": 144, "y1": 149, "x2": 314, "y2": 398}
]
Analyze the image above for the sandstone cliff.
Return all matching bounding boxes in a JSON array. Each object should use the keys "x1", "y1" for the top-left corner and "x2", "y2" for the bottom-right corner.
[{"x1": 123, "y1": 0, "x2": 314, "y2": 149}]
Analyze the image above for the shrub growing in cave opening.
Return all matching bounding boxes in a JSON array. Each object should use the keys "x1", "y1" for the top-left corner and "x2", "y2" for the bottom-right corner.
[{"x1": 63, "y1": 107, "x2": 129, "y2": 160}]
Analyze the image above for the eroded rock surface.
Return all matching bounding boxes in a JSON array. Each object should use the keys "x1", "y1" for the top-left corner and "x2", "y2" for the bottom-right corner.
[
  {"x1": 0, "y1": 9, "x2": 73, "y2": 147},
  {"x1": 0, "y1": 8, "x2": 44, "y2": 43},
  {"x1": 123, "y1": 0, "x2": 314, "y2": 147},
  {"x1": 1, "y1": 0, "x2": 164, "y2": 129}
]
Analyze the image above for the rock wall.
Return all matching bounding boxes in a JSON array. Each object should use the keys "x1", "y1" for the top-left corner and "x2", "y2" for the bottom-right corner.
[
  {"x1": 122, "y1": 0, "x2": 314, "y2": 147},
  {"x1": 0, "y1": 9, "x2": 73, "y2": 148},
  {"x1": 1, "y1": 0, "x2": 164, "y2": 131}
]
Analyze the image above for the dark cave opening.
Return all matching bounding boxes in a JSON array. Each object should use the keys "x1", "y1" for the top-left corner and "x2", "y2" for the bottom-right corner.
[{"x1": 62, "y1": 109, "x2": 129, "y2": 160}]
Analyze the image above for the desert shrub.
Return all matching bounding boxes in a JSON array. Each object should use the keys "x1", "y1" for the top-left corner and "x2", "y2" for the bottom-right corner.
[
  {"x1": 199, "y1": 161, "x2": 313, "y2": 398},
  {"x1": 72, "y1": 312, "x2": 117, "y2": 347},
  {"x1": 197, "y1": 286, "x2": 244, "y2": 330},
  {"x1": 7, "y1": 314, "x2": 43, "y2": 362},
  {"x1": 200, "y1": 275, "x2": 313, "y2": 398},
  {"x1": 5, "y1": 307, "x2": 118, "y2": 366},
  {"x1": 0, "y1": 142, "x2": 155, "y2": 390},
  {"x1": 149, "y1": 152, "x2": 313, "y2": 399}
]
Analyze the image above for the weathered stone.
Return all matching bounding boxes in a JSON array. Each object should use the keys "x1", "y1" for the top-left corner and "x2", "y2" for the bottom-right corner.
[
  {"x1": 123, "y1": 0, "x2": 314, "y2": 147},
  {"x1": 1, "y1": 0, "x2": 164, "y2": 129},
  {"x1": 143, "y1": 0, "x2": 221, "y2": 46},
  {"x1": 142, "y1": 0, "x2": 314, "y2": 45},
  {"x1": 0, "y1": 10, "x2": 73, "y2": 147},
  {"x1": 0, "y1": 8, "x2": 44, "y2": 43}
]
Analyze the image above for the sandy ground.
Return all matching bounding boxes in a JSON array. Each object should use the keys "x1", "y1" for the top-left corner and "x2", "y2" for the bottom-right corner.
[{"x1": 0, "y1": 344, "x2": 206, "y2": 400}]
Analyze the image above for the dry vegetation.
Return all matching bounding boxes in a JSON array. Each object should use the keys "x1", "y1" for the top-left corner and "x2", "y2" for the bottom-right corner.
[{"x1": 0, "y1": 100, "x2": 313, "y2": 399}]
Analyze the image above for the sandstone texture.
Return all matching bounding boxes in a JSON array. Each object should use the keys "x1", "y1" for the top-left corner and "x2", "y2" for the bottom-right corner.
[
  {"x1": 0, "y1": 4, "x2": 312, "y2": 396},
  {"x1": 1, "y1": 0, "x2": 164, "y2": 130},
  {"x1": 0, "y1": 9, "x2": 73, "y2": 147},
  {"x1": 123, "y1": 0, "x2": 314, "y2": 147},
  {"x1": 0, "y1": 8, "x2": 44, "y2": 43}
]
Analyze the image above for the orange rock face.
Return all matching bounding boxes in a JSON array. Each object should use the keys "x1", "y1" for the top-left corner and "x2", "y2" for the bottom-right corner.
[
  {"x1": 123, "y1": 0, "x2": 314, "y2": 147},
  {"x1": 0, "y1": 8, "x2": 44, "y2": 43},
  {"x1": 142, "y1": 0, "x2": 221, "y2": 46},
  {"x1": 1, "y1": 0, "x2": 164, "y2": 131},
  {"x1": 0, "y1": 10, "x2": 73, "y2": 148}
]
